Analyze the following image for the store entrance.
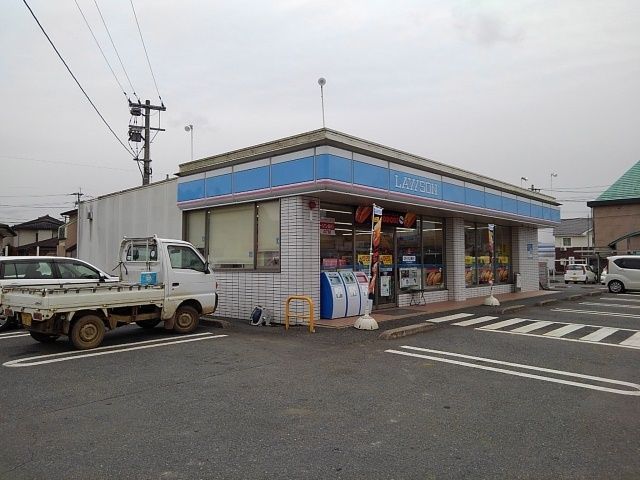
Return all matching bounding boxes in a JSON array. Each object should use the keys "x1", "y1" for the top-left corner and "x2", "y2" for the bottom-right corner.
[{"x1": 375, "y1": 228, "x2": 396, "y2": 308}]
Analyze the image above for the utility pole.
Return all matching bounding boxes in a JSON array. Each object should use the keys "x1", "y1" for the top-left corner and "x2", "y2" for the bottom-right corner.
[
  {"x1": 128, "y1": 99, "x2": 166, "y2": 185},
  {"x1": 70, "y1": 189, "x2": 84, "y2": 206}
]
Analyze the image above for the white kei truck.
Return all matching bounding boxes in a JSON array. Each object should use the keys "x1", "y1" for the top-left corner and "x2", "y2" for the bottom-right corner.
[{"x1": 0, "y1": 236, "x2": 219, "y2": 350}]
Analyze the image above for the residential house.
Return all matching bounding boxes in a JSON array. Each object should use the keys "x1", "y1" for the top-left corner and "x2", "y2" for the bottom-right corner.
[
  {"x1": 12, "y1": 215, "x2": 63, "y2": 256},
  {"x1": 587, "y1": 159, "x2": 640, "y2": 256},
  {"x1": 553, "y1": 218, "x2": 594, "y2": 272},
  {"x1": 0, "y1": 223, "x2": 17, "y2": 255},
  {"x1": 57, "y1": 209, "x2": 78, "y2": 257}
]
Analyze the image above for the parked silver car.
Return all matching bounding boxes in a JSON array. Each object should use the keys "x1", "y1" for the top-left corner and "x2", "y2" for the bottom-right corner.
[
  {"x1": 605, "y1": 255, "x2": 640, "y2": 293},
  {"x1": 0, "y1": 256, "x2": 119, "y2": 331}
]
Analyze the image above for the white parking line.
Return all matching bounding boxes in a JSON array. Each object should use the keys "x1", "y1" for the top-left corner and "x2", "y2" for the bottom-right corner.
[
  {"x1": 0, "y1": 332, "x2": 30, "y2": 340},
  {"x1": 386, "y1": 346, "x2": 640, "y2": 396},
  {"x1": 3, "y1": 333, "x2": 228, "y2": 368},
  {"x1": 426, "y1": 313, "x2": 474, "y2": 323},
  {"x1": 452, "y1": 316, "x2": 498, "y2": 327},
  {"x1": 580, "y1": 302, "x2": 640, "y2": 309},
  {"x1": 552, "y1": 308, "x2": 640, "y2": 319}
]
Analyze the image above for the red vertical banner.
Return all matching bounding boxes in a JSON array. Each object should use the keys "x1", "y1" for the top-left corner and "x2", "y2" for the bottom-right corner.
[
  {"x1": 488, "y1": 223, "x2": 495, "y2": 283},
  {"x1": 368, "y1": 205, "x2": 383, "y2": 299}
]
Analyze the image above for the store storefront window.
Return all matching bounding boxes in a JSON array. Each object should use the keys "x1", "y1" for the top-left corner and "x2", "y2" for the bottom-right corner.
[
  {"x1": 464, "y1": 222, "x2": 512, "y2": 286},
  {"x1": 494, "y1": 225, "x2": 511, "y2": 283},
  {"x1": 398, "y1": 219, "x2": 421, "y2": 291},
  {"x1": 422, "y1": 218, "x2": 444, "y2": 288},
  {"x1": 185, "y1": 210, "x2": 206, "y2": 255},
  {"x1": 257, "y1": 201, "x2": 280, "y2": 268},
  {"x1": 208, "y1": 200, "x2": 281, "y2": 270},
  {"x1": 320, "y1": 204, "x2": 354, "y2": 271},
  {"x1": 464, "y1": 222, "x2": 477, "y2": 286},
  {"x1": 477, "y1": 225, "x2": 493, "y2": 285}
]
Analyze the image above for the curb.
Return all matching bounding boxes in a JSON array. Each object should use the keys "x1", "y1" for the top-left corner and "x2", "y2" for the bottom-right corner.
[
  {"x1": 567, "y1": 294, "x2": 584, "y2": 301},
  {"x1": 379, "y1": 322, "x2": 437, "y2": 340},
  {"x1": 497, "y1": 304, "x2": 526, "y2": 314},
  {"x1": 535, "y1": 298, "x2": 559, "y2": 306}
]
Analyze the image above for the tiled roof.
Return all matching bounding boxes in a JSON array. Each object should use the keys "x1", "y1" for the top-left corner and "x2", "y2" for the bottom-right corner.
[
  {"x1": 0, "y1": 223, "x2": 16, "y2": 238},
  {"x1": 12, "y1": 215, "x2": 63, "y2": 231},
  {"x1": 596, "y1": 160, "x2": 640, "y2": 202},
  {"x1": 553, "y1": 218, "x2": 592, "y2": 237}
]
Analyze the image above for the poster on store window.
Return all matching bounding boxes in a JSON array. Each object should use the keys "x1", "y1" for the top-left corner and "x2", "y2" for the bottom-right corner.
[
  {"x1": 320, "y1": 217, "x2": 335, "y2": 236},
  {"x1": 400, "y1": 267, "x2": 419, "y2": 288},
  {"x1": 380, "y1": 275, "x2": 391, "y2": 297}
]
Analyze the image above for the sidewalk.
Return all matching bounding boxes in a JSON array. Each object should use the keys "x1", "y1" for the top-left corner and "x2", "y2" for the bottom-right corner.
[{"x1": 315, "y1": 289, "x2": 561, "y2": 329}]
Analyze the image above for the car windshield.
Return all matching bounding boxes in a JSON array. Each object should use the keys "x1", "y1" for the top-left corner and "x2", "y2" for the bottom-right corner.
[{"x1": 567, "y1": 265, "x2": 583, "y2": 271}]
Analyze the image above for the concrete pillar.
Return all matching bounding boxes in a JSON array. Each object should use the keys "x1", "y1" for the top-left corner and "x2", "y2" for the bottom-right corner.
[
  {"x1": 446, "y1": 217, "x2": 466, "y2": 301},
  {"x1": 512, "y1": 226, "x2": 540, "y2": 292}
]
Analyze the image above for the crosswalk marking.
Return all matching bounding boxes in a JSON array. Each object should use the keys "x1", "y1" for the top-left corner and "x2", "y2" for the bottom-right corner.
[
  {"x1": 552, "y1": 308, "x2": 640, "y2": 319},
  {"x1": 427, "y1": 313, "x2": 474, "y2": 323},
  {"x1": 620, "y1": 332, "x2": 640, "y2": 347},
  {"x1": 479, "y1": 318, "x2": 527, "y2": 330},
  {"x1": 580, "y1": 327, "x2": 619, "y2": 342},
  {"x1": 604, "y1": 297, "x2": 640, "y2": 303},
  {"x1": 580, "y1": 302, "x2": 640, "y2": 309},
  {"x1": 510, "y1": 320, "x2": 554, "y2": 333},
  {"x1": 544, "y1": 324, "x2": 586, "y2": 337},
  {"x1": 452, "y1": 316, "x2": 498, "y2": 326}
]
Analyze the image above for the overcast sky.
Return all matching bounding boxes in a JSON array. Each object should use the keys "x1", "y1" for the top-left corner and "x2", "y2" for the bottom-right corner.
[{"x1": 2, "y1": 0, "x2": 639, "y2": 225}]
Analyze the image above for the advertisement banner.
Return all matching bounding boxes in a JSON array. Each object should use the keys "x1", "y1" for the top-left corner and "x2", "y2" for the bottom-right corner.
[
  {"x1": 320, "y1": 217, "x2": 336, "y2": 236},
  {"x1": 368, "y1": 204, "x2": 383, "y2": 300}
]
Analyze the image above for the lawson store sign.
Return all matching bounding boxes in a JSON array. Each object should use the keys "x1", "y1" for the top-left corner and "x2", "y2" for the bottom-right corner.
[{"x1": 177, "y1": 146, "x2": 561, "y2": 224}]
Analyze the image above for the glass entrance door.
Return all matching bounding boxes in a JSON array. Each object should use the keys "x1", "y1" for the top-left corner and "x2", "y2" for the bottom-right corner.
[{"x1": 375, "y1": 228, "x2": 396, "y2": 308}]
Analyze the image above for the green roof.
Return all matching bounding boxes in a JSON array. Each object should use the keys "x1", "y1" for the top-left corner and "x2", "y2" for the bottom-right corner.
[{"x1": 596, "y1": 160, "x2": 640, "y2": 201}]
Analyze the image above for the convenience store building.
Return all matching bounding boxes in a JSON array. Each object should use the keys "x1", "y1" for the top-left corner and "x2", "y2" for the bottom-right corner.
[{"x1": 79, "y1": 128, "x2": 561, "y2": 323}]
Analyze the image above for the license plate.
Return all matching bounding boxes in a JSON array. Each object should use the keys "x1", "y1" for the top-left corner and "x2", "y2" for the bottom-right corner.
[{"x1": 21, "y1": 313, "x2": 32, "y2": 326}]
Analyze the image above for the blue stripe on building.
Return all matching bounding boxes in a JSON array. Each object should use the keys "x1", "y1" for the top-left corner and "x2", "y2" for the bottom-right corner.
[
  {"x1": 272, "y1": 156, "x2": 314, "y2": 187},
  {"x1": 316, "y1": 154, "x2": 352, "y2": 183},
  {"x1": 177, "y1": 179, "x2": 205, "y2": 202},
  {"x1": 353, "y1": 161, "x2": 389, "y2": 190},
  {"x1": 233, "y1": 165, "x2": 270, "y2": 193}
]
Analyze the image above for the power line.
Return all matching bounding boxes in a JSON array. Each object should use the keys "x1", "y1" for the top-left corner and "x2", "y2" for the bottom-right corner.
[
  {"x1": 74, "y1": 0, "x2": 129, "y2": 100},
  {"x1": 0, "y1": 154, "x2": 135, "y2": 171},
  {"x1": 130, "y1": 0, "x2": 163, "y2": 105},
  {"x1": 93, "y1": 0, "x2": 140, "y2": 102},
  {"x1": 23, "y1": 0, "x2": 134, "y2": 157}
]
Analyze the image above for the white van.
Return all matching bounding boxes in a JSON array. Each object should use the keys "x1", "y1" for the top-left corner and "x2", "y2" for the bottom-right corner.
[{"x1": 605, "y1": 255, "x2": 640, "y2": 293}]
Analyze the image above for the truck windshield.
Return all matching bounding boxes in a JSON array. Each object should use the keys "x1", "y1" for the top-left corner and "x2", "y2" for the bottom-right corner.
[{"x1": 168, "y1": 245, "x2": 205, "y2": 272}]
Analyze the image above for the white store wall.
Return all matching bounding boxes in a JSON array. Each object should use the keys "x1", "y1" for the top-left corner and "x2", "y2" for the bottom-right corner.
[{"x1": 77, "y1": 179, "x2": 181, "y2": 272}]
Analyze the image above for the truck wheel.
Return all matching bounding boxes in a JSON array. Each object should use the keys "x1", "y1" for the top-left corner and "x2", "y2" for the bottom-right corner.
[
  {"x1": 0, "y1": 315, "x2": 16, "y2": 332},
  {"x1": 173, "y1": 305, "x2": 199, "y2": 334},
  {"x1": 136, "y1": 319, "x2": 161, "y2": 329},
  {"x1": 29, "y1": 331, "x2": 60, "y2": 343},
  {"x1": 70, "y1": 315, "x2": 105, "y2": 350}
]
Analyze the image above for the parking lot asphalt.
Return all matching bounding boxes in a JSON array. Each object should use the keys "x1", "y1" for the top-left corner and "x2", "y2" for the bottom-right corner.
[{"x1": 1, "y1": 286, "x2": 638, "y2": 479}]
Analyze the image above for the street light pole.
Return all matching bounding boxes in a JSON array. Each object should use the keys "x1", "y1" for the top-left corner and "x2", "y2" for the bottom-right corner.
[
  {"x1": 520, "y1": 176, "x2": 528, "y2": 188},
  {"x1": 550, "y1": 172, "x2": 558, "y2": 190},
  {"x1": 184, "y1": 124, "x2": 193, "y2": 161},
  {"x1": 318, "y1": 78, "x2": 326, "y2": 128}
]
